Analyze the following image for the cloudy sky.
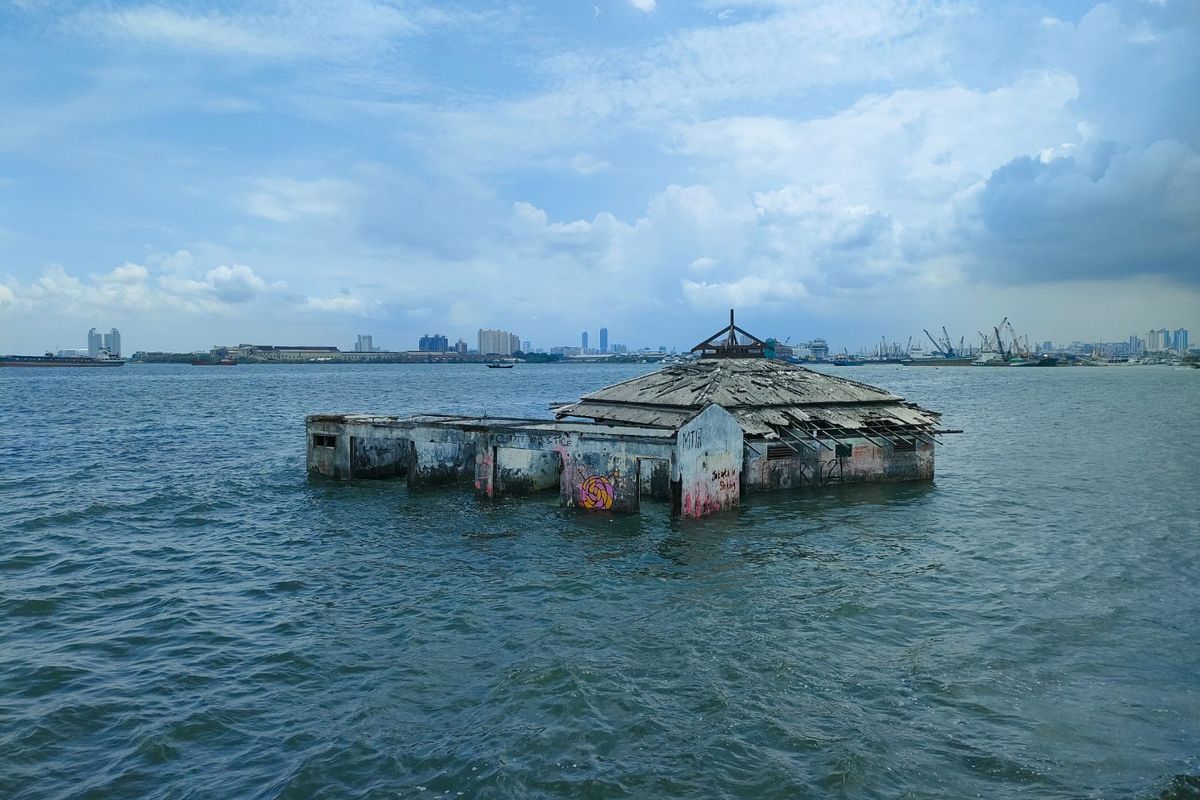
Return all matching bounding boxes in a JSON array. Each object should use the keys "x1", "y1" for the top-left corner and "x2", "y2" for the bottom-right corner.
[{"x1": 1, "y1": 0, "x2": 1197, "y2": 354}]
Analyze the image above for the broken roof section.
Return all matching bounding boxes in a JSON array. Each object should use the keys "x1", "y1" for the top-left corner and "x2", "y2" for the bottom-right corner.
[{"x1": 555, "y1": 312, "x2": 943, "y2": 441}]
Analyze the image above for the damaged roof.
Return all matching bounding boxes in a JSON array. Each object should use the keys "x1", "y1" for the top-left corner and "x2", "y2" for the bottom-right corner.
[{"x1": 555, "y1": 357, "x2": 942, "y2": 438}]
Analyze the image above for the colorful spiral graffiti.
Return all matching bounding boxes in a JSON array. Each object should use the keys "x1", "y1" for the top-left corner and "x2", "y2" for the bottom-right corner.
[{"x1": 579, "y1": 475, "x2": 615, "y2": 510}]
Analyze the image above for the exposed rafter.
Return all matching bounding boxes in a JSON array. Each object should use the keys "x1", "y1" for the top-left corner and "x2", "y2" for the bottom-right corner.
[{"x1": 690, "y1": 309, "x2": 767, "y2": 358}]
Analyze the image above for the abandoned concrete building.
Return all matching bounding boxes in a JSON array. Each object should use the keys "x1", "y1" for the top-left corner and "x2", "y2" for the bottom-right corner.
[{"x1": 306, "y1": 313, "x2": 954, "y2": 518}]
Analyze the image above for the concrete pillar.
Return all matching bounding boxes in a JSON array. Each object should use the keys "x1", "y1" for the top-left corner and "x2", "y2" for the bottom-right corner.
[{"x1": 674, "y1": 404, "x2": 744, "y2": 518}]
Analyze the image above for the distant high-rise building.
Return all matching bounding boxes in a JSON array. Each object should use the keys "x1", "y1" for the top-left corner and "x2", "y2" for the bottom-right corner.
[
  {"x1": 478, "y1": 329, "x2": 519, "y2": 356},
  {"x1": 355, "y1": 334, "x2": 377, "y2": 353},
  {"x1": 1172, "y1": 328, "x2": 1188, "y2": 352},
  {"x1": 101, "y1": 328, "x2": 121, "y2": 357},
  {"x1": 454, "y1": 339, "x2": 468, "y2": 354},
  {"x1": 522, "y1": 340, "x2": 531, "y2": 353},
  {"x1": 599, "y1": 327, "x2": 608, "y2": 354},
  {"x1": 1129, "y1": 334, "x2": 1143, "y2": 355},
  {"x1": 582, "y1": 331, "x2": 589, "y2": 352},
  {"x1": 87, "y1": 327, "x2": 103, "y2": 358},
  {"x1": 418, "y1": 334, "x2": 448, "y2": 352}
]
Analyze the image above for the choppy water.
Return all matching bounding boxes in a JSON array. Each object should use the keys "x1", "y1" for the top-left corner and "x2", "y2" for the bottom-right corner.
[{"x1": 2, "y1": 362, "x2": 1198, "y2": 799}]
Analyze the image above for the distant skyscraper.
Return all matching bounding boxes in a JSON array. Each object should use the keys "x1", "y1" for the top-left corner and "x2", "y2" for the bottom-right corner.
[
  {"x1": 582, "y1": 331, "x2": 589, "y2": 352},
  {"x1": 599, "y1": 327, "x2": 608, "y2": 354},
  {"x1": 1172, "y1": 328, "x2": 1188, "y2": 352},
  {"x1": 87, "y1": 327, "x2": 103, "y2": 358},
  {"x1": 478, "y1": 329, "x2": 519, "y2": 356},
  {"x1": 522, "y1": 340, "x2": 531, "y2": 353},
  {"x1": 418, "y1": 334, "x2": 448, "y2": 352},
  {"x1": 455, "y1": 339, "x2": 468, "y2": 354},
  {"x1": 101, "y1": 328, "x2": 121, "y2": 357},
  {"x1": 355, "y1": 334, "x2": 376, "y2": 352}
]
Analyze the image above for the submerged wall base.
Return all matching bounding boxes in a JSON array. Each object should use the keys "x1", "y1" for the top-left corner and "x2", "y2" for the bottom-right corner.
[{"x1": 306, "y1": 407, "x2": 936, "y2": 518}]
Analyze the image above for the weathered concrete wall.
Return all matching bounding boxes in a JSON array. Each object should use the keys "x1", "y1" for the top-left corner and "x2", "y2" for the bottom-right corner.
[
  {"x1": 308, "y1": 411, "x2": 935, "y2": 515},
  {"x1": 307, "y1": 419, "x2": 409, "y2": 480},
  {"x1": 743, "y1": 446, "x2": 824, "y2": 492},
  {"x1": 742, "y1": 438, "x2": 934, "y2": 492},
  {"x1": 495, "y1": 447, "x2": 562, "y2": 494},
  {"x1": 637, "y1": 458, "x2": 672, "y2": 501},
  {"x1": 351, "y1": 436, "x2": 409, "y2": 479},
  {"x1": 559, "y1": 434, "x2": 675, "y2": 513},
  {"x1": 307, "y1": 423, "x2": 346, "y2": 479},
  {"x1": 675, "y1": 405, "x2": 744, "y2": 518},
  {"x1": 407, "y1": 427, "x2": 480, "y2": 488}
]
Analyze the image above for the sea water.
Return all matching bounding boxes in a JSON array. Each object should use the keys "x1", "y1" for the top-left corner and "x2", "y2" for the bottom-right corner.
[{"x1": 2, "y1": 363, "x2": 1198, "y2": 799}]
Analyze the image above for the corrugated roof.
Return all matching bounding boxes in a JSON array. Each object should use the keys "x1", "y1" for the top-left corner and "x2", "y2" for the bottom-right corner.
[{"x1": 554, "y1": 358, "x2": 941, "y2": 437}]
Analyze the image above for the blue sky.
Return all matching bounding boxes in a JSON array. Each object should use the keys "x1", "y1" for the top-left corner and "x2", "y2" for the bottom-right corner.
[{"x1": 1, "y1": 0, "x2": 1197, "y2": 354}]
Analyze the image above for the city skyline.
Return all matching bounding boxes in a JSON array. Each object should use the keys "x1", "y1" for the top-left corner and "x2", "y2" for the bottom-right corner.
[
  {"x1": 98, "y1": 319, "x2": 1195, "y2": 359},
  {"x1": 1, "y1": 2, "x2": 1198, "y2": 354}
]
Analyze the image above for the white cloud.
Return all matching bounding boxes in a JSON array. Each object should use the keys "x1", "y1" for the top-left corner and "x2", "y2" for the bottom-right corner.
[
  {"x1": 244, "y1": 178, "x2": 353, "y2": 222},
  {"x1": 302, "y1": 293, "x2": 365, "y2": 312},
  {"x1": 69, "y1": 1, "x2": 426, "y2": 61},
  {"x1": 3, "y1": 257, "x2": 289, "y2": 317},
  {"x1": 205, "y1": 264, "x2": 267, "y2": 303},
  {"x1": 569, "y1": 153, "x2": 611, "y2": 174},
  {"x1": 682, "y1": 275, "x2": 808, "y2": 309},
  {"x1": 628, "y1": 0, "x2": 657, "y2": 12},
  {"x1": 103, "y1": 263, "x2": 150, "y2": 283}
]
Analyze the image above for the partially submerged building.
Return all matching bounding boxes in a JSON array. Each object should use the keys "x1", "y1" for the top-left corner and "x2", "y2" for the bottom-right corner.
[{"x1": 306, "y1": 313, "x2": 954, "y2": 518}]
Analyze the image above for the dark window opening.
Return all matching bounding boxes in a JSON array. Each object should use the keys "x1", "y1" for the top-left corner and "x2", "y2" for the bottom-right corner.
[
  {"x1": 313, "y1": 434, "x2": 337, "y2": 449},
  {"x1": 892, "y1": 439, "x2": 916, "y2": 452},
  {"x1": 766, "y1": 444, "x2": 796, "y2": 460},
  {"x1": 835, "y1": 443, "x2": 853, "y2": 458}
]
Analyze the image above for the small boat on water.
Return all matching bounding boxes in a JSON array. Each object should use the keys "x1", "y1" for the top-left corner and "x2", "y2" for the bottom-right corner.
[
  {"x1": 0, "y1": 352, "x2": 124, "y2": 368},
  {"x1": 486, "y1": 361, "x2": 514, "y2": 369}
]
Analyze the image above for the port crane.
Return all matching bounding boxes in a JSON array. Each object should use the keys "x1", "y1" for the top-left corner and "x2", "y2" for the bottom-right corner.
[
  {"x1": 923, "y1": 327, "x2": 961, "y2": 358},
  {"x1": 993, "y1": 317, "x2": 1011, "y2": 359}
]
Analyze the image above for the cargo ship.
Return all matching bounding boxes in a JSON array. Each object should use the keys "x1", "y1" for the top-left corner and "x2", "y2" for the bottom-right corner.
[
  {"x1": 901, "y1": 356, "x2": 975, "y2": 367},
  {"x1": 1, "y1": 352, "x2": 125, "y2": 367}
]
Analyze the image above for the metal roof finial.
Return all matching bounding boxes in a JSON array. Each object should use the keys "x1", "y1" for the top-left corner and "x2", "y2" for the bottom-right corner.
[{"x1": 690, "y1": 309, "x2": 767, "y2": 358}]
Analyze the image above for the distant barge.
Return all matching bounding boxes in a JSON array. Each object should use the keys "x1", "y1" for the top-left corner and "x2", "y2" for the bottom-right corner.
[
  {"x1": 1, "y1": 353, "x2": 124, "y2": 367},
  {"x1": 306, "y1": 312, "x2": 958, "y2": 518}
]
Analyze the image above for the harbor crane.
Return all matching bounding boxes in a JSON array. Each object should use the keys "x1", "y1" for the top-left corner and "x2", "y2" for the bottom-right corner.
[
  {"x1": 924, "y1": 327, "x2": 960, "y2": 358},
  {"x1": 924, "y1": 329, "x2": 948, "y2": 357},
  {"x1": 994, "y1": 317, "x2": 1010, "y2": 359}
]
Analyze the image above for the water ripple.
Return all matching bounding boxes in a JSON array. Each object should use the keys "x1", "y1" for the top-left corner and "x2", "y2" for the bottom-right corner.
[{"x1": 1, "y1": 364, "x2": 1197, "y2": 799}]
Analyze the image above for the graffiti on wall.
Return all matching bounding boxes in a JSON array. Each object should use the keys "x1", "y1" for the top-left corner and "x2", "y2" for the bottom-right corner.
[{"x1": 579, "y1": 475, "x2": 615, "y2": 510}]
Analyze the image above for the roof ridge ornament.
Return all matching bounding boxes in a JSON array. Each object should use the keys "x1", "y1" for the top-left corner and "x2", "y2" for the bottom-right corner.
[{"x1": 690, "y1": 309, "x2": 767, "y2": 359}]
